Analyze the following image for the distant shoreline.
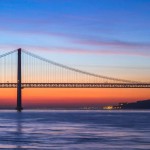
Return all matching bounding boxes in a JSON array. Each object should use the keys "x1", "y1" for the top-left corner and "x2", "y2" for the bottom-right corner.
[{"x1": 103, "y1": 99, "x2": 150, "y2": 110}]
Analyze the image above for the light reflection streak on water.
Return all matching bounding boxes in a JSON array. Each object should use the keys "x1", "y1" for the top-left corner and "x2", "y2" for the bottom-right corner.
[{"x1": 0, "y1": 110, "x2": 149, "y2": 150}]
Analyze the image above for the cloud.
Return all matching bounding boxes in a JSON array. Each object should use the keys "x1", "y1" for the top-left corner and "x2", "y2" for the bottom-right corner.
[
  {"x1": 1, "y1": 43, "x2": 150, "y2": 58},
  {"x1": 71, "y1": 38, "x2": 150, "y2": 49},
  {"x1": 2, "y1": 25, "x2": 149, "y2": 52},
  {"x1": 0, "y1": 21, "x2": 150, "y2": 58},
  {"x1": 25, "y1": 45, "x2": 150, "y2": 57}
]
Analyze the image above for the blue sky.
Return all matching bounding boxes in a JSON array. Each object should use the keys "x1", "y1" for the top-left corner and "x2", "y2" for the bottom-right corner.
[{"x1": 0, "y1": 0, "x2": 150, "y2": 81}]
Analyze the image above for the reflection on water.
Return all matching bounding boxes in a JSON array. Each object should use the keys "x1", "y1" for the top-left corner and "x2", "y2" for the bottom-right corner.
[
  {"x1": 16, "y1": 113, "x2": 22, "y2": 149},
  {"x1": 0, "y1": 110, "x2": 150, "y2": 150}
]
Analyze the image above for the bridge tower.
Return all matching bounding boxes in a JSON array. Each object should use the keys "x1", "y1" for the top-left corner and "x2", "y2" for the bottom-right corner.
[{"x1": 16, "y1": 48, "x2": 23, "y2": 112}]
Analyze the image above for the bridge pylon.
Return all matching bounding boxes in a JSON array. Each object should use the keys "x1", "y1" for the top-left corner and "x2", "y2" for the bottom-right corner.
[{"x1": 16, "y1": 48, "x2": 23, "y2": 112}]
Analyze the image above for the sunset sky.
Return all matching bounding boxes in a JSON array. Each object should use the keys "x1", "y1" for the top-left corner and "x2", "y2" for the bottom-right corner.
[{"x1": 0, "y1": 0, "x2": 150, "y2": 108}]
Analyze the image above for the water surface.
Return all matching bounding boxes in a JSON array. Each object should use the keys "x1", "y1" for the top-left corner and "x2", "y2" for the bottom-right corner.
[{"x1": 0, "y1": 110, "x2": 150, "y2": 150}]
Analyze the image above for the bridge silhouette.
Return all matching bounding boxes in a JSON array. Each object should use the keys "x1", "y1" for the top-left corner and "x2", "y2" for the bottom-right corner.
[{"x1": 0, "y1": 48, "x2": 150, "y2": 111}]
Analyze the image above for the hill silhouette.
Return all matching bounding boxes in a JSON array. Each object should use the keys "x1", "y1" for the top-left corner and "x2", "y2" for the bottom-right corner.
[{"x1": 114, "y1": 100, "x2": 150, "y2": 109}]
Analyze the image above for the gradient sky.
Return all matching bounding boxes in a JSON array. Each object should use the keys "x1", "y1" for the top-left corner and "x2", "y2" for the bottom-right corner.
[{"x1": 0, "y1": 0, "x2": 150, "y2": 108}]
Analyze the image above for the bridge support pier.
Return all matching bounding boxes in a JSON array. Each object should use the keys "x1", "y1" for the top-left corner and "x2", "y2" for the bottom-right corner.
[{"x1": 16, "y1": 48, "x2": 23, "y2": 112}]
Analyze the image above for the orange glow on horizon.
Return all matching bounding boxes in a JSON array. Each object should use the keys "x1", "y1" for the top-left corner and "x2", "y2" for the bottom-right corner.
[{"x1": 0, "y1": 88, "x2": 150, "y2": 108}]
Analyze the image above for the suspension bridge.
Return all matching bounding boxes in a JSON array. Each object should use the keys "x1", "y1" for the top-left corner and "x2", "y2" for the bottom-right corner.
[{"x1": 0, "y1": 48, "x2": 150, "y2": 111}]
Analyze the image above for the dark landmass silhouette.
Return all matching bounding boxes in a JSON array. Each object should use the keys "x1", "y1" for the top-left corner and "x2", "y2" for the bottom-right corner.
[{"x1": 113, "y1": 99, "x2": 150, "y2": 109}]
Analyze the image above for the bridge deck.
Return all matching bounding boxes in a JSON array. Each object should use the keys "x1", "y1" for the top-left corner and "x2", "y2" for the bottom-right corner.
[{"x1": 0, "y1": 83, "x2": 150, "y2": 88}]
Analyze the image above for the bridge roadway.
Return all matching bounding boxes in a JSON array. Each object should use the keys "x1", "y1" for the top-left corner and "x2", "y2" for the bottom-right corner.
[{"x1": 0, "y1": 83, "x2": 150, "y2": 88}]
